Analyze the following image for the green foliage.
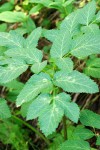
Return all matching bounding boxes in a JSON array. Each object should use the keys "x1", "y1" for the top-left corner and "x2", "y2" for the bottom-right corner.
[
  {"x1": 55, "y1": 57, "x2": 73, "y2": 72},
  {"x1": 3, "y1": 80, "x2": 24, "y2": 102},
  {"x1": 80, "y1": 109, "x2": 100, "y2": 129},
  {"x1": 50, "y1": 30, "x2": 71, "y2": 58},
  {"x1": 0, "y1": 11, "x2": 28, "y2": 23},
  {"x1": 0, "y1": 59, "x2": 28, "y2": 83},
  {"x1": 60, "y1": 11, "x2": 80, "y2": 36},
  {"x1": 84, "y1": 57, "x2": 100, "y2": 78},
  {"x1": 43, "y1": 29, "x2": 59, "y2": 42},
  {"x1": 26, "y1": 27, "x2": 42, "y2": 48},
  {"x1": 31, "y1": 60, "x2": 47, "y2": 74},
  {"x1": 26, "y1": 92, "x2": 79, "y2": 136},
  {"x1": 30, "y1": 0, "x2": 75, "y2": 16},
  {"x1": 67, "y1": 125, "x2": 94, "y2": 140},
  {"x1": 54, "y1": 71, "x2": 98, "y2": 93},
  {"x1": 0, "y1": 0, "x2": 100, "y2": 149},
  {"x1": 39, "y1": 102, "x2": 63, "y2": 136},
  {"x1": 96, "y1": 136, "x2": 100, "y2": 146},
  {"x1": 16, "y1": 73, "x2": 53, "y2": 106},
  {"x1": 0, "y1": 121, "x2": 28, "y2": 150},
  {"x1": 27, "y1": 94, "x2": 51, "y2": 120},
  {"x1": 77, "y1": 1, "x2": 96, "y2": 25},
  {"x1": 49, "y1": 134, "x2": 64, "y2": 150},
  {"x1": 71, "y1": 33, "x2": 100, "y2": 58},
  {"x1": 0, "y1": 23, "x2": 7, "y2": 32},
  {"x1": 95, "y1": 11, "x2": 100, "y2": 22},
  {"x1": 0, "y1": 31, "x2": 25, "y2": 47},
  {"x1": 59, "y1": 139, "x2": 90, "y2": 150},
  {"x1": 0, "y1": 98, "x2": 11, "y2": 119},
  {"x1": 0, "y1": 2, "x2": 14, "y2": 12}
]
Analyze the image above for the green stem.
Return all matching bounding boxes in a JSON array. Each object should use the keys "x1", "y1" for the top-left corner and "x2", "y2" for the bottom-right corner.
[
  {"x1": 63, "y1": 116, "x2": 67, "y2": 141},
  {"x1": 63, "y1": 6, "x2": 68, "y2": 16},
  {"x1": 12, "y1": 115, "x2": 50, "y2": 146}
]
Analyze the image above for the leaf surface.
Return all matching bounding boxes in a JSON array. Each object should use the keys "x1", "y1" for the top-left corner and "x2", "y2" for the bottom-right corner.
[
  {"x1": 43, "y1": 29, "x2": 59, "y2": 42},
  {"x1": 27, "y1": 94, "x2": 51, "y2": 120},
  {"x1": 50, "y1": 30, "x2": 71, "y2": 58},
  {"x1": 80, "y1": 109, "x2": 100, "y2": 129},
  {"x1": 71, "y1": 126, "x2": 94, "y2": 140},
  {"x1": 26, "y1": 27, "x2": 42, "y2": 48},
  {"x1": 39, "y1": 104, "x2": 63, "y2": 136},
  {"x1": 0, "y1": 98, "x2": 11, "y2": 119},
  {"x1": 96, "y1": 136, "x2": 100, "y2": 146},
  {"x1": 5, "y1": 47, "x2": 43, "y2": 64},
  {"x1": 0, "y1": 11, "x2": 27, "y2": 23},
  {"x1": 54, "y1": 70, "x2": 98, "y2": 93},
  {"x1": 59, "y1": 140, "x2": 90, "y2": 150},
  {"x1": 60, "y1": 11, "x2": 80, "y2": 36},
  {"x1": 81, "y1": 24, "x2": 100, "y2": 34},
  {"x1": 31, "y1": 60, "x2": 47, "y2": 73},
  {"x1": 84, "y1": 58, "x2": 100, "y2": 78},
  {"x1": 0, "y1": 31, "x2": 24, "y2": 48},
  {"x1": 16, "y1": 73, "x2": 53, "y2": 106},
  {"x1": 78, "y1": 1, "x2": 96, "y2": 25},
  {"x1": 71, "y1": 33, "x2": 100, "y2": 58},
  {"x1": 95, "y1": 11, "x2": 100, "y2": 22},
  {"x1": 0, "y1": 59, "x2": 28, "y2": 83},
  {"x1": 55, "y1": 57, "x2": 73, "y2": 73},
  {"x1": 54, "y1": 93, "x2": 79, "y2": 123}
]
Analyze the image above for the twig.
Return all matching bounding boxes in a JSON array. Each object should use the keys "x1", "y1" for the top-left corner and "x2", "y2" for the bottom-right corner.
[
  {"x1": 49, "y1": 11, "x2": 59, "y2": 21},
  {"x1": 73, "y1": 93, "x2": 80, "y2": 102},
  {"x1": 81, "y1": 94, "x2": 93, "y2": 110}
]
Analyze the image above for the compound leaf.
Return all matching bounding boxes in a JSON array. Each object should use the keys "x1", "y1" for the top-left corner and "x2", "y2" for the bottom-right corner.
[{"x1": 27, "y1": 92, "x2": 72, "y2": 136}]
